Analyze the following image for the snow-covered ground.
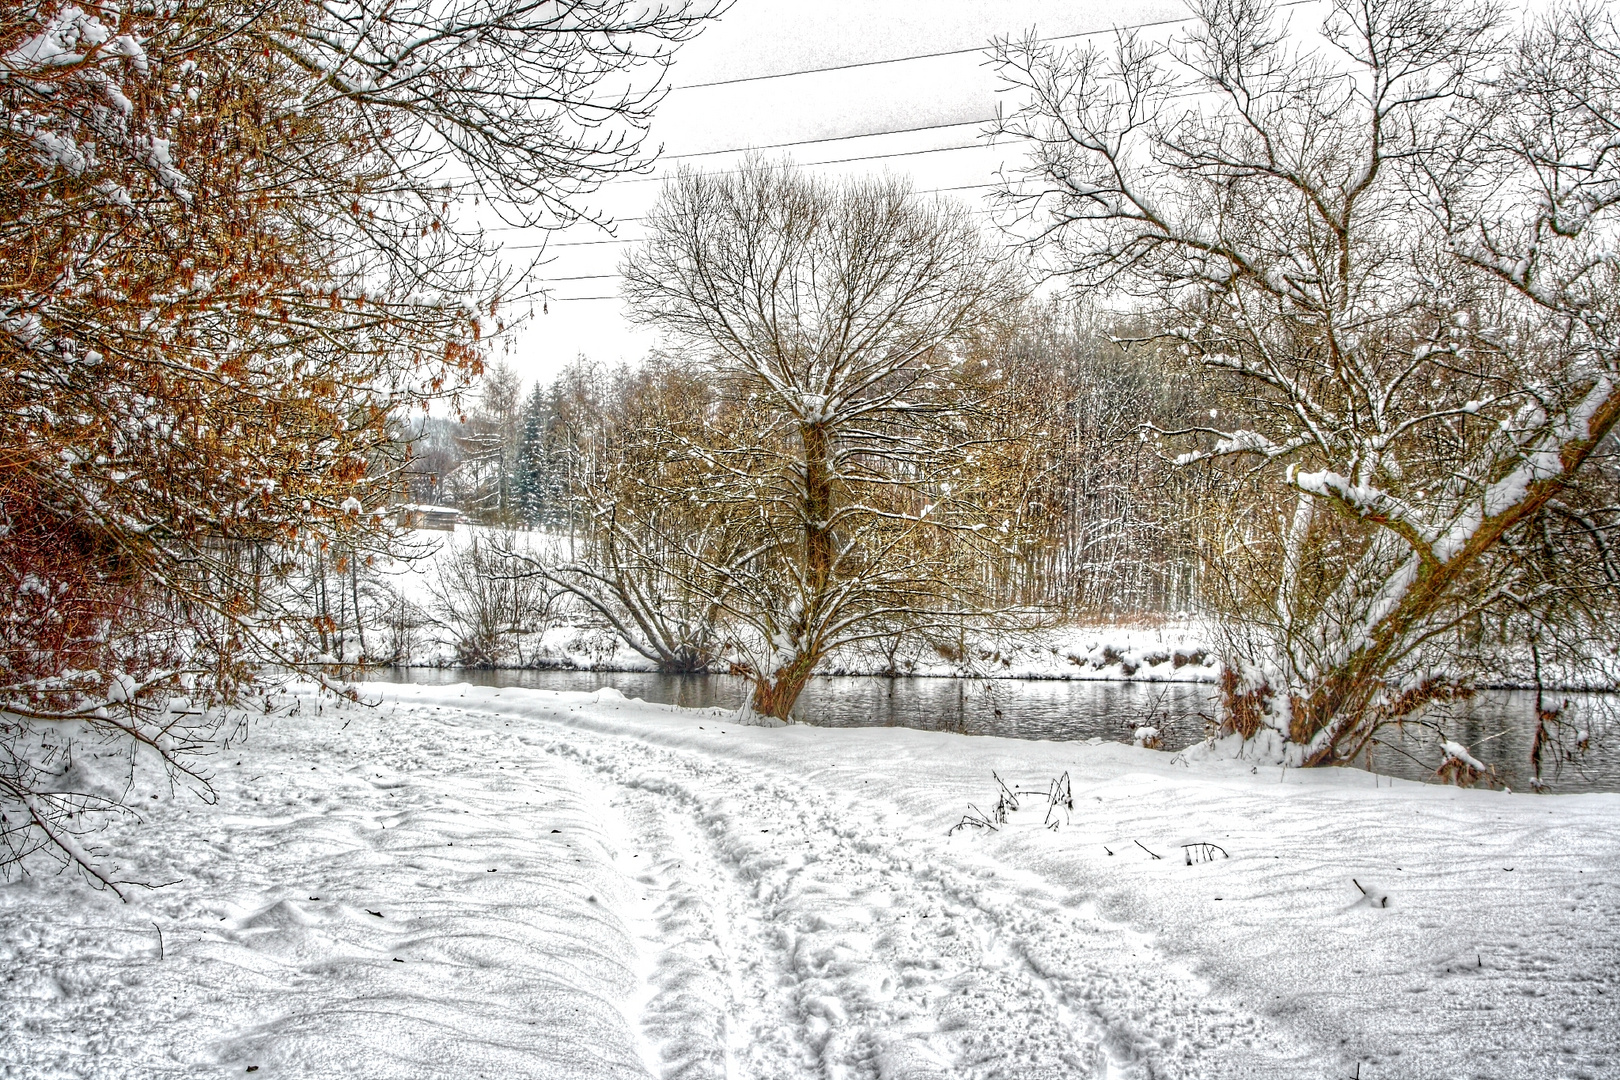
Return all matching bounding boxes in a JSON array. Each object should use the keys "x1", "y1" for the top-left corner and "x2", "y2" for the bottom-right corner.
[
  {"x1": 4, "y1": 684, "x2": 1616, "y2": 1079},
  {"x1": 386, "y1": 524, "x2": 1219, "y2": 680},
  {"x1": 413, "y1": 616, "x2": 1219, "y2": 683}
]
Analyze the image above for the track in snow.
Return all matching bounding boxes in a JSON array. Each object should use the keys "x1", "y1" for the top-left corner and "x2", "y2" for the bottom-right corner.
[
  {"x1": 0, "y1": 688, "x2": 1327, "y2": 1080},
  {"x1": 525, "y1": 714, "x2": 1310, "y2": 1080}
]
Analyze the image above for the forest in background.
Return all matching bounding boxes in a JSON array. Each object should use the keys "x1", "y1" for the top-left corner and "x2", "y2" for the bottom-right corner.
[{"x1": 404, "y1": 304, "x2": 1209, "y2": 619}]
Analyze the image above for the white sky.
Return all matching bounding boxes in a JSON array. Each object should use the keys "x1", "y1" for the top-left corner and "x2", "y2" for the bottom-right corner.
[{"x1": 491, "y1": 0, "x2": 1189, "y2": 388}]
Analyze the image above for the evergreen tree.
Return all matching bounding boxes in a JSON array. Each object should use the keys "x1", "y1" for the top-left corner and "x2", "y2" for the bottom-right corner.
[
  {"x1": 514, "y1": 379, "x2": 575, "y2": 527},
  {"x1": 514, "y1": 382, "x2": 551, "y2": 526}
]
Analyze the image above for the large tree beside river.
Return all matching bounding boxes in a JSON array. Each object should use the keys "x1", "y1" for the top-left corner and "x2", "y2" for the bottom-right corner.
[
  {"x1": 619, "y1": 160, "x2": 1027, "y2": 719},
  {"x1": 992, "y1": 0, "x2": 1620, "y2": 775}
]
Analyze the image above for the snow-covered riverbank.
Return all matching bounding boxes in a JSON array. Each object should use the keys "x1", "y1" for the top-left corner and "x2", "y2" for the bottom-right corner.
[
  {"x1": 3, "y1": 684, "x2": 1615, "y2": 1079},
  {"x1": 384, "y1": 526, "x2": 1221, "y2": 681}
]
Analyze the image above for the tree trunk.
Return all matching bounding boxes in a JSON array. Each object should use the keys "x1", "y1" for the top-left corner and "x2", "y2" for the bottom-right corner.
[
  {"x1": 1228, "y1": 377, "x2": 1620, "y2": 765},
  {"x1": 750, "y1": 651, "x2": 820, "y2": 720},
  {"x1": 351, "y1": 552, "x2": 366, "y2": 663},
  {"x1": 736, "y1": 421, "x2": 838, "y2": 720},
  {"x1": 801, "y1": 422, "x2": 834, "y2": 592}
]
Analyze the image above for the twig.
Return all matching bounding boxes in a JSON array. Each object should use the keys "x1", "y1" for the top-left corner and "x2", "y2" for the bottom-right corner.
[
  {"x1": 1042, "y1": 771, "x2": 1072, "y2": 826},
  {"x1": 1352, "y1": 878, "x2": 1389, "y2": 907},
  {"x1": 948, "y1": 804, "x2": 998, "y2": 835},
  {"x1": 1181, "y1": 842, "x2": 1228, "y2": 863},
  {"x1": 1134, "y1": 840, "x2": 1162, "y2": 860},
  {"x1": 1369, "y1": 736, "x2": 1434, "y2": 773}
]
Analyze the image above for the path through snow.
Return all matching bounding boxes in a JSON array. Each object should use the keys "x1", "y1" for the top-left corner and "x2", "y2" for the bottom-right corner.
[
  {"x1": 2, "y1": 683, "x2": 1615, "y2": 1079},
  {"x1": 549, "y1": 707, "x2": 1300, "y2": 1078}
]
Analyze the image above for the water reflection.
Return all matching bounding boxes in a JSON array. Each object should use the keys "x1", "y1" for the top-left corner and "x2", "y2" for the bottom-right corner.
[{"x1": 372, "y1": 668, "x2": 1616, "y2": 793}]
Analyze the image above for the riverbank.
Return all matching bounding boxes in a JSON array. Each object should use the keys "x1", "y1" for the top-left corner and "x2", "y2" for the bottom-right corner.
[
  {"x1": 384, "y1": 525, "x2": 1222, "y2": 680},
  {"x1": 4, "y1": 683, "x2": 1615, "y2": 1078},
  {"x1": 407, "y1": 619, "x2": 1225, "y2": 683},
  {"x1": 373, "y1": 669, "x2": 1619, "y2": 794},
  {"x1": 386, "y1": 529, "x2": 1618, "y2": 691}
]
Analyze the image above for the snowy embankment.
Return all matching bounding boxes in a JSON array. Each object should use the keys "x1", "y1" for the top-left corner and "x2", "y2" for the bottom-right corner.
[
  {"x1": 4, "y1": 685, "x2": 1614, "y2": 1079},
  {"x1": 392, "y1": 526, "x2": 1220, "y2": 680},
  {"x1": 390, "y1": 526, "x2": 1616, "y2": 688},
  {"x1": 425, "y1": 619, "x2": 1219, "y2": 683}
]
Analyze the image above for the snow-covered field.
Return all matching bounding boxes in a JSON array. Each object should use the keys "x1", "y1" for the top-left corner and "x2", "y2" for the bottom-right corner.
[{"x1": 3, "y1": 684, "x2": 1616, "y2": 1079}]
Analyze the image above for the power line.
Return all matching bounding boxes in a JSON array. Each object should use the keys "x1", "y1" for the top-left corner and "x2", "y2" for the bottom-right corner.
[
  {"x1": 487, "y1": 2, "x2": 1324, "y2": 242},
  {"x1": 497, "y1": 65, "x2": 1238, "y2": 241},
  {"x1": 620, "y1": 137, "x2": 998, "y2": 184},
  {"x1": 503, "y1": 239, "x2": 631, "y2": 251},
  {"x1": 520, "y1": 184, "x2": 1001, "y2": 262},
  {"x1": 671, "y1": 7, "x2": 1315, "y2": 91},
  {"x1": 487, "y1": 122, "x2": 1005, "y2": 236},
  {"x1": 658, "y1": 23, "x2": 1329, "y2": 168},
  {"x1": 923, "y1": 182, "x2": 999, "y2": 196},
  {"x1": 507, "y1": 190, "x2": 1002, "y2": 255},
  {"x1": 527, "y1": 6, "x2": 1324, "y2": 310},
  {"x1": 552, "y1": 235, "x2": 642, "y2": 248},
  {"x1": 665, "y1": 116, "x2": 991, "y2": 161}
]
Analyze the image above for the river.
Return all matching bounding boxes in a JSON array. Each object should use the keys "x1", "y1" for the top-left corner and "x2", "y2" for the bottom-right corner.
[{"x1": 373, "y1": 668, "x2": 1617, "y2": 793}]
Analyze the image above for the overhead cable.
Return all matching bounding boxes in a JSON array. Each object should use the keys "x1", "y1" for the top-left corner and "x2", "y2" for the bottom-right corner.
[
  {"x1": 486, "y1": 2, "x2": 1322, "y2": 241},
  {"x1": 488, "y1": 137, "x2": 1007, "y2": 238},
  {"x1": 671, "y1": 5, "x2": 1315, "y2": 91},
  {"x1": 663, "y1": 117, "x2": 993, "y2": 161},
  {"x1": 619, "y1": 138, "x2": 998, "y2": 183},
  {"x1": 516, "y1": 183, "x2": 1002, "y2": 258}
]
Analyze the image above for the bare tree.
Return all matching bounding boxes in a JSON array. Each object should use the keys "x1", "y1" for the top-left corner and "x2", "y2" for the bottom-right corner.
[
  {"x1": 451, "y1": 362, "x2": 526, "y2": 520},
  {"x1": 621, "y1": 160, "x2": 1027, "y2": 718},
  {"x1": 273, "y1": 0, "x2": 716, "y2": 231},
  {"x1": 502, "y1": 362, "x2": 742, "y2": 672},
  {"x1": 992, "y1": 0, "x2": 1620, "y2": 769},
  {"x1": 430, "y1": 533, "x2": 555, "y2": 666},
  {"x1": 988, "y1": 303, "x2": 1208, "y2": 614}
]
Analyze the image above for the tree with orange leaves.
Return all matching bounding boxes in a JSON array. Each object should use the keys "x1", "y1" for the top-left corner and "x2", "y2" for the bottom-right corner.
[{"x1": 0, "y1": 0, "x2": 710, "y2": 891}]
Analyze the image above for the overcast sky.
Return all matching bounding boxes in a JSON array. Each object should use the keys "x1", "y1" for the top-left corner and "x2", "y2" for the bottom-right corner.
[{"x1": 493, "y1": 0, "x2": 1188, "y2": 388}]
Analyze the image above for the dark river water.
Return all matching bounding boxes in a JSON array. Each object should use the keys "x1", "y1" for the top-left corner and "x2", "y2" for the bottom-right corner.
[{"x1": 374, "y1": 668, "x2": 1618, "y2": 794}]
